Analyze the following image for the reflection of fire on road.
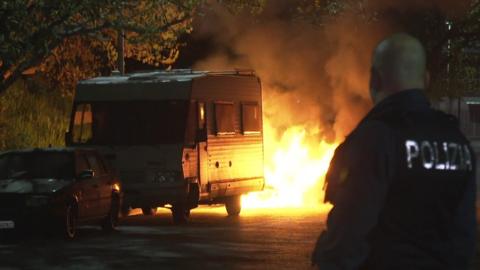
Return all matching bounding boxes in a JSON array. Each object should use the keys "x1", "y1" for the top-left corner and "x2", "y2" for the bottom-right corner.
[{"x1": 242, "y1": 118, "x2": 337, "y2": 210}]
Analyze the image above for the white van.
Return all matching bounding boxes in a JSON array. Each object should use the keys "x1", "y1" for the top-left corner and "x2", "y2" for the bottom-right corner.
[{"x1": 66, "y1": 70, "x2": 265, "y2": 223}]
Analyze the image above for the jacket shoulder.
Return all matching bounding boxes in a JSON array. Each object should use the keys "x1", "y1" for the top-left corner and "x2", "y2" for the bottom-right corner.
[
  {"x1": 348, "y1": 120, "x2": 395, "y2": 144},
  {"x1": 431, "y1": 110, "x2": 460, "y2": 127}
]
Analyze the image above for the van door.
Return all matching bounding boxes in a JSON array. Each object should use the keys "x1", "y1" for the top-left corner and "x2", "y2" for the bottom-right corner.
[
  {"x1": 196, "y1": 102, "x2": 209, "y2": 195},
  {"x1": 198, "y1": 142, "x2": 209, "y2": 194}
]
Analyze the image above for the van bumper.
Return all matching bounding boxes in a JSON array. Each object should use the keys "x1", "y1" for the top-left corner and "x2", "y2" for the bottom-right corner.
[{"x1": 205, "y1": 177, "x2": 264, "y2": 200}]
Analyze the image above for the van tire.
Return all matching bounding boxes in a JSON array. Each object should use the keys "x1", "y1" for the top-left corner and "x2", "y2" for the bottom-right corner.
[
  {"x1": 172, "y1": 203, "x2": 190, "y2": 224},
  {"x1": 187, "y1": 183, "x2": 200, "y2": 209},
  {"x1": 121, "y1": 205, "x2": 131, "y2": 217},
  {"x1": 141, "y1": 207, "x2": 157, "y2": 216},
  {"x1": 225, "y1": 195, "x2": 241, "y2": 216}
]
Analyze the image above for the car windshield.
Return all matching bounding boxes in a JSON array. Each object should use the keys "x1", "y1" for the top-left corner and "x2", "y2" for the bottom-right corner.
[
  {"x1": 71, "y1": 101, "x2": 190, "y2": 145},
  {"x1": 0, "y1": 151, "x2": 74, "y2": 180}
]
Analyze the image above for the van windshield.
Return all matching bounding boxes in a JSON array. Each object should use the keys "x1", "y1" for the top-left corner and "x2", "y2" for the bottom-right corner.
[{"x1": 72, "y1": 101, "x2": 189, "y2": 145}]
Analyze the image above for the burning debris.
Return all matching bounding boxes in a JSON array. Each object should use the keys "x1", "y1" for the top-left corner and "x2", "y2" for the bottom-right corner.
[{"x1": 242, "y1": 122, "x2": 336, "y2": 209}]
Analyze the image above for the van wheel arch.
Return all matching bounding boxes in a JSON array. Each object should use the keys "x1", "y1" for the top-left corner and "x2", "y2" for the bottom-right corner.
[{"x1": 187, "y1": 181, "x2": 200, "y2": 210}]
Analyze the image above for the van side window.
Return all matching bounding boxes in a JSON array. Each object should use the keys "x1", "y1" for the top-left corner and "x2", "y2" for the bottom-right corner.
[
  {"x1": 242, "y1": 102, "x2": 261, "y2": 134},
  {"x1": 72, "y1": 101, "x2": 189, "y2": 145},
  {"x1": 72, "y1": 104, "x2": 93, "y2": 143},
  {"x1": 214, "y1": 102, "x2": 235, "y2": 135}
]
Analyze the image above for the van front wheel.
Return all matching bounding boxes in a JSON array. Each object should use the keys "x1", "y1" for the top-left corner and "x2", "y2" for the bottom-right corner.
[
  {"x1": 172, "y1": 203, "x2": 190, "y2": 225},
  {"x1": 225, "y1": 195, "x2": 241, "y2": 216}
]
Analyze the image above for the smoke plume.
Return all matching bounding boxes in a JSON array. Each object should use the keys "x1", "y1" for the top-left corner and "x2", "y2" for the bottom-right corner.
[{"x1": 192, "y1": 0, "x2": 471, "y2": 143}]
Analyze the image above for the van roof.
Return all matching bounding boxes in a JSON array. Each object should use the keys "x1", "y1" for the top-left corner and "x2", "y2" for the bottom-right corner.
[
  {"x1": 78, "y1": 69, "x2": 256, "y2": 85},
  {"x1": 75, "y1": 69, "x2": 257, "y2": 102},
  {"x1": 79, "y1": 70, "x2": 206, "y2": 85},
  {"x1": 0, "y1": 147, "x2": 96, "y2": 155}
]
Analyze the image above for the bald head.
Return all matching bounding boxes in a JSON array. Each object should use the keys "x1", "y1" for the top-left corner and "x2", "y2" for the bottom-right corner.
[{"x1": 370, "y1": 33, "x2": 428, "y2": 104}]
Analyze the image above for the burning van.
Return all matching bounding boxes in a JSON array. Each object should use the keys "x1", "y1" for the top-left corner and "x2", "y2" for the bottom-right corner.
[{"x1": 66, "y1": 70, "x2": 265, "y2": 223}]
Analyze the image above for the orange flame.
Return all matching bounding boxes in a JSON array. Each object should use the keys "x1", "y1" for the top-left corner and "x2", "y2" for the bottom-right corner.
[{"x1": 242, "y1": 119, "x2": 337, "y2": 211}]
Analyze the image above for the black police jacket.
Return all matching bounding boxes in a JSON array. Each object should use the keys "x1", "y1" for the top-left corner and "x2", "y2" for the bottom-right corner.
[{"x1": 312, "y1": 89, "x2": 477, "y2": 270}]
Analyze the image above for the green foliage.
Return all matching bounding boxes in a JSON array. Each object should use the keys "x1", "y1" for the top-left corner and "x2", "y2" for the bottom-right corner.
[
  {"x1": 217, "y1": 0, "x2": 267, "y2": 14},
  {"x1": 384, "y1": 2, "x2": 480, "y2": 98},
  {"x1": 0, "y1": 0, "x2": 200, "y2": 95},
  {"x1": 0, "y1": 80, "x2": 71, "y2": 151},
  {"x1": 40, "y1": 35, "x2": 116, "y2": 96}
]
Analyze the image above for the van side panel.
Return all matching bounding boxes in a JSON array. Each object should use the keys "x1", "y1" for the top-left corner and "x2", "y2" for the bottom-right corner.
[
  {"x1": 191, "y1": 76, "x2": 261, "y2": 101},
  {"x1": 192, "y1": 75, "x2": 264, "y2": 199},
  {"x1": 182, "y1": 147, "x2": 198, "y2": 179},
  {"x1": 206, "y1": 135, "x2": 264, "y2": 198}
]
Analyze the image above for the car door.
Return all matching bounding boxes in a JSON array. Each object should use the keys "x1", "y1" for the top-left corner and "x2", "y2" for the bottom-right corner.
[
  {"x1": 75, "y1": 152, "x2": 100, "y2": 219},
  {"x1": 85, "y1": 151, "x2": 111, "y2": 216}
]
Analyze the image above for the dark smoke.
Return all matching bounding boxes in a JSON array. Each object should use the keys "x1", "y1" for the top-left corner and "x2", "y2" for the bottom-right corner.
[{"x1": 191, "y1": 0, "x2": 471, "y2": 143}]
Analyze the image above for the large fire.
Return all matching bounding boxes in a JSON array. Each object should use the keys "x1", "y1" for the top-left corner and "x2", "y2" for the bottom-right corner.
[{"x1": 242, "y1": 119, "x2": 337, "y2": 211}]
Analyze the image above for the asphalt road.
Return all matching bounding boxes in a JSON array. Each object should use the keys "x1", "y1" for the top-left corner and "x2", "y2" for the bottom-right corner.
[
  {"x1": 0, "y1": 207, "x2": 326, "y2": 270},
  {"x1": 0, "y1": 207, "x2": 478, "y2": 270}
]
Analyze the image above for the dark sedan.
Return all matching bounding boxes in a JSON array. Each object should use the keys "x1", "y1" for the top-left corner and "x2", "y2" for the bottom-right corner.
[{"x1": 0, "y1": 148, "x2": 121, "y2": 239}]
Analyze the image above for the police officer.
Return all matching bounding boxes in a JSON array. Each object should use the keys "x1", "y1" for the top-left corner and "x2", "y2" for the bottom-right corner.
[{"x1": 311, "y1": 33, "x2": 477, "y2": 270}]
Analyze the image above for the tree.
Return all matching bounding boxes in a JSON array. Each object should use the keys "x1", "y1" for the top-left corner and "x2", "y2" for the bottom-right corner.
[
  {"x1": 316, "y1": 0, "x2": 480, "y2": 98},
  {"x1": 367, "y1": 1, "x2": 480, "y2": 99},
  {"x1": 0, "y1": 0, "x2": 200, "y2": 95}
]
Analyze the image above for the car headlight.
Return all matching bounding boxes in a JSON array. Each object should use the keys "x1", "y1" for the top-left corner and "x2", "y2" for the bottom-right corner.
[{"x1": 25, "y1": 195, "x2": 50, "y2": 207}]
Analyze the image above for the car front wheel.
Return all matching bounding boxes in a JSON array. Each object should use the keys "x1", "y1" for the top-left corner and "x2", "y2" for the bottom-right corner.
[
  {"x1": 102, "y1": 195, "x2": 120, "y2": 232},
  {"x1": 64, "y1": 204, "x2": 77, "y2": 240}
]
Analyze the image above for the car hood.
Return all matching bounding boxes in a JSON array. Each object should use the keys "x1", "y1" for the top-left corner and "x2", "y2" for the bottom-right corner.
[{"x1": 0, "y1": 178, "x2": 72, "y2": 194}]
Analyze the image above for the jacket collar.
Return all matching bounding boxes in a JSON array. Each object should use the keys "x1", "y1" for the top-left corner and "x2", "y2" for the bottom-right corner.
[{"x1": 364, "y1": 89, "x2": 430, "y2": 121}]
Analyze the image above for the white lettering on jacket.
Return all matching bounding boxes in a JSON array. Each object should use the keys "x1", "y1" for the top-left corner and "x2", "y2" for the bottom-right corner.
[{"x1": 405, "y1": 139, "x2": 473, "y2": 171}]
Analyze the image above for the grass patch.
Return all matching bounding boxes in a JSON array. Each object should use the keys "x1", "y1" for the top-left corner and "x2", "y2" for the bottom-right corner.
[{"x1": 0, "y1": 80, "x2": 72, "y2": 151}]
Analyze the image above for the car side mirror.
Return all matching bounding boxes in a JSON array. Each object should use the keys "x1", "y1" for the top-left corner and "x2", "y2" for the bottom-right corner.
[{"x1": 78, "y1": 169, "x2": 95, "y2": 180}]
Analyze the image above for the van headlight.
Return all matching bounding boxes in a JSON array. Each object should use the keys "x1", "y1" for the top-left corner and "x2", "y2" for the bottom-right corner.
[
  {"x1": 25, "y1": 195, "x2": 50, "y2": 207},
  {"x1": 154, "y1": 171, "x2": 178, "y2": 183}
]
